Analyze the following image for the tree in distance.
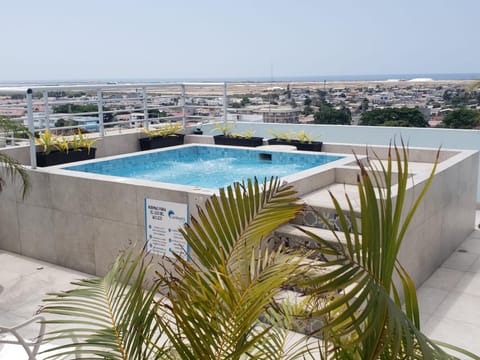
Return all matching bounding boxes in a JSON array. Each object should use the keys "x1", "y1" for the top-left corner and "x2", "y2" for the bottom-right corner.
[
  {"x1": 441, "y1": 108, "x2": 480, "y2": 129},
  {"x1": 240, "y1": 96, "x2": 250, "y2": 107},
  {"x1": 313, "y1": 101, "x2": 351, "y2": 125},
  {"x1": 360, "y1": 107, "x2": 428, "y2": 127},
  {"x1": 53, "y1": 103, "x2": 113, "y2": 122},
  {"x1": 54, "y1": 118, "x2": 79, "y2": 128}
]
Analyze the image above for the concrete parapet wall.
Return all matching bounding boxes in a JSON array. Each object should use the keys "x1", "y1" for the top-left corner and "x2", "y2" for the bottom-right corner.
[
  {"x1": 398, "y1": 149, "x2": 478, "y2": 286},
  {"x1": 0, "y1": 167, "x2": 214, "y2": 276}
]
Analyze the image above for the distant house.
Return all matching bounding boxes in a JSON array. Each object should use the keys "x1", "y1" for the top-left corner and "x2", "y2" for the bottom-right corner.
[
  {"x1": 266, "y1": 86, "x2": 284, "y2": 92},
  {"x1": 71, "y1": 116, "x2": 99, "y2": 131},
  {"x1": 372, "y1": 92, "x2": 392, "y2": 104},
  {"x1": 257, "y1": 108, "x2": 301, "y2": 124},
  {"x1": 130, "y1": 112, "x2": 145, "y2": 127},
  {"x1": 0, "y1": 109, "x2": 25, "y2": 117},
  {"x1": 206, "y1": 98, "x2": 223, "y2": 106},
  {"x1": 298, "y1": 114, "x2": 315, "y2": 124},
  {"x1": 195, "y1": 108, "x2": 210, "y2": 116},
  {"x1": 428, "y1": 115, "x2": 444, "y2": 127},
  {"x1": 158, "y1": 97, "x2": 174, "y2": 105},
  {"x1": 249, "y1": 97, "x2": 264, "y2": 105},
  {"x1": 226, "y1": 113, "x2": 262, "y2": 122}
]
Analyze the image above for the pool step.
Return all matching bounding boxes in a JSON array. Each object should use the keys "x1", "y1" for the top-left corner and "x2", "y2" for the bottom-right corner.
[
  {"x1": 259, "y1": 306, "x2": 326, "y2": 353},
  {"x1": 271, "y1": 261, "x2": 358, "y2": 339},
  {"x1": 270, "y1": 289, "x2": 325, "y2": 338},
  {"x1": 292, "y1": 206, "x2": 360, "y2": 233},
  {"x1": 292, "y1": 181, "x2": 387, "y2": 232},
  {"x1": 272, "y1": 224, "x2": 351, "y2": 258},
  {"x1": 283, "y1": 256, "x2": 343, "y2": 292},
  {"x1": 263, "y1": 256, "x2": 334, "y2": 339},
  {"x1": 299, "y1": 183, "x2": 362, "y2": 214},
  {"x1": 264, "y1": 182, "x2": 367, "y2": 339}
]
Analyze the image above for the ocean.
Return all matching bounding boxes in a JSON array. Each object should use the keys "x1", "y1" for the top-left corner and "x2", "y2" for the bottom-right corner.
[
  {"x1": 155, "y1": 73, "x2": 480, "y2": 83},
  {"x1": 1, "y1": 73, "x2": 479, "y2": 86}
]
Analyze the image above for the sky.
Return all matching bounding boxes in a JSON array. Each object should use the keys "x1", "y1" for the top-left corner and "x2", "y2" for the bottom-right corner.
[{"x1": 1, "y1": 0, "x2": 479, "y2": 81}]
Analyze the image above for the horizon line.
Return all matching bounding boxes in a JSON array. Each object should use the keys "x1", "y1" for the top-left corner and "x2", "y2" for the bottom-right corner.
[{"x1": 1, "y1": 72, "x2": 480, "y2": 84}]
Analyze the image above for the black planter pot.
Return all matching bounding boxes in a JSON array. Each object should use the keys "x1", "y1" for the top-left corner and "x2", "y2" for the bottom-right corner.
[
  {"x1": 139, "y1": 134, "x2": 185, "y2": 151},
  {"x1": 267, "y1": 139, "x2": 323, "y2": 152},
  {"x1": 213, "y1": 135, "x2": 264, "y2": 147},
  {"x1": 36, "y1": 147, "x2": 96, "y2": 167}
]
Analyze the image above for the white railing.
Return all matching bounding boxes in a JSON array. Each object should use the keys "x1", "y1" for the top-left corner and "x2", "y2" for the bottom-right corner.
[{"x1": 0, "y1": 82, "x2": 229, "y2": 168}]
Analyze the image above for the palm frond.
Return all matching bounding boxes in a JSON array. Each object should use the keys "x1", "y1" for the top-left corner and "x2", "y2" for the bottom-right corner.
[
  {"x1": 0, "y1": 152, "x2": 30, "y2": 198},
  {"x1": 251, "y1": 302, "x2": 323, "y2": 360},
  {"x1": 182, "y1": 177, "x2": 301, "y2": 273},
  {"x1": 0, "y1": 117, "x2": 31, "y2": 198},
  {"x1": 297, "y1": 143, "x2": 475, "y2": 359},
  {"x1": 158, "y1": 249, "x2": 310, "y2": 359},
  {"x1": 156, "y1": 177, "x2": 308, "y2": 359},
  {"x1": 40, "y1": 248, "x2": 165, "y2": 360},
  {"x1": 0, "y1": 116, "x2": 32, "y2": 138}
]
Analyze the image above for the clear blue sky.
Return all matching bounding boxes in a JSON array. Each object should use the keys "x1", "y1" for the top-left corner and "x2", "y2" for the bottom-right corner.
[{"x1": 1, "y1": 0, "x2": 479, "y2": 81}]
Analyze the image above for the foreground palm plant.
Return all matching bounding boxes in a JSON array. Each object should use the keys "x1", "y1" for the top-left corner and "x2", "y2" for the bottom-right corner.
[
  {"x1": 41, "y1": 178, "x2": 315, "y2": 359},
  {"x1": 156, "y1": 178, "x2": 325, "y2": 359},
  {"x1": 298, "y1": 145, "x2": 479, "y2": 359},
  {"x1": 40, "y1": 146, "x2": 480, "y2": 359},
  {"x1": 0, "y1": 117, "x2": 30, "y2": 197},
  {"x1": 40, "y1": 250, "x2": 165, "y2": 359}
]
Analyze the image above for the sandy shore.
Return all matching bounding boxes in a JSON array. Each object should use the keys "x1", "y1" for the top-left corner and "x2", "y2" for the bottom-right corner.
[
  {"x1": 0, "y1": 79, "x2": 475, "y2": 97},
  {"x1": 147, "y1": 79, "x2": 475, "y2": 96}
]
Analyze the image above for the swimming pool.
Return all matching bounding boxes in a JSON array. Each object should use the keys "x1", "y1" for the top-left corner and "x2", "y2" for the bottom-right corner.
[{"x1": 64, "y1": 145, "x2": 344, "y2": 189}]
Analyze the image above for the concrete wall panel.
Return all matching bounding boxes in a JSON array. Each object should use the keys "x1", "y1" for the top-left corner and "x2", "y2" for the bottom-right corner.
[
  {"x1": 53, "y1": 211, "x2": 95, "y2": 274},
  {"x1": 50, "y1": 175, "x2": 93, "y2": 215},
  {"x1": 93, "y1": 218, "x2": 139, "y2": 276},
  {"x1": 90, "y1": 180, "x2": 138, "y2": 225},
  {"x1": 0, "y1": 199, "x2": 20, "y2": 253},
  {"x1": 18, "y1": 204, "x2": 56, "y2": 264}
]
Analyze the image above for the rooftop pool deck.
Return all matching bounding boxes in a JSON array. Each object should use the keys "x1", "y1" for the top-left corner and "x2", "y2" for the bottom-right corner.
[{"x1": 0, "y1": 137, "x2": 478, "y2": 306}]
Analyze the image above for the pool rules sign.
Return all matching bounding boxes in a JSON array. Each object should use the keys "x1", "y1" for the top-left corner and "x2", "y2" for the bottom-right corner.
[{"x1": 144, "y1": 199, "x2": 189, "y2": 260}]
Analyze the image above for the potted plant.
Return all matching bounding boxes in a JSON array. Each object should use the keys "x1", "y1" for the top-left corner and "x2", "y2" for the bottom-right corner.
[
  {"x1": 35, "y1": 129, "x2": 97, "y2": 167},
  {"x1": 139, "y1": 123, "x2": 185, "y2": 151},
  {"x1": 268, "y1": 130, "x2": 323, "y2": 151},
  {"x1": 212, "y1": 123, "x2": 264, "y2": 147}
]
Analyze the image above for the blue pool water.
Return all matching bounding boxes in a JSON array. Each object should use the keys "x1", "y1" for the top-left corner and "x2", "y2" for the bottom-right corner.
[{"x1": 64, "y1": 145, "x2": 344, "y2": 189}]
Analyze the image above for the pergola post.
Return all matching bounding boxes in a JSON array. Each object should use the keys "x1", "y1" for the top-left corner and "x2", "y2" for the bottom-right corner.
[
  {"x1": 223, "y1": 82, "x2": 228, "y2": 125},
  {"x1": 181, "y1": 84, "x2": 186, "y2": 128},
  {"x1": 26, "y1": 89, "x2": 37, "y2": 169},
  {"x1": 97, "y1": 90, "x2": 104, "y2": 137}
]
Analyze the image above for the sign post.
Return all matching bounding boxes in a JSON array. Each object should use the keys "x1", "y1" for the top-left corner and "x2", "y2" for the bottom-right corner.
[{"x1": 144, "y1": 199, "x2": 189, "y2": 261}]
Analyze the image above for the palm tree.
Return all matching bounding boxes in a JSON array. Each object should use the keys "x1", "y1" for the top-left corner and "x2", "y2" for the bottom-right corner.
[
  {"x1": 296, "y1": 146, "x2": 461, "y2": 358},
  {"x1": 0, "y1": 117, "x2": 30, "y2": 197},
  {"x1": 40, "y1": 146, "x2": 479, "y2": 359},
  {"x1": 41, "y1": 178, "x2": 316, "y2": 359}
]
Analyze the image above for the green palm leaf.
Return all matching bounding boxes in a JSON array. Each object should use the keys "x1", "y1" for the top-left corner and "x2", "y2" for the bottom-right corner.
[
  {"x1": 156, "y1": 177, "x2": 310, "y2": 359},
  {"x1": 0, "y1": 152, "x2": 30, "y2": 198},
  {"x1": 41, "y1": 249, "x2": 166, "y2": 360},
  {"x1": 0, "y1": 117, "x2": 31, "y2": 135},
  {"x1": 0, "y1": 116, "x2": 31, "y2": 198},
  {"x1": 41, "y1": 177, "x2": 311, "y2": 360},
  {"x1": 298, "y1": 144, "x2": 479, "y2": 359}
]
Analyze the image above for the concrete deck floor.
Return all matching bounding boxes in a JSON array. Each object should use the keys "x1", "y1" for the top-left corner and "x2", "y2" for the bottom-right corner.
[{"x1": 2, "y1": 213, "x2": 480, "y2": 358}]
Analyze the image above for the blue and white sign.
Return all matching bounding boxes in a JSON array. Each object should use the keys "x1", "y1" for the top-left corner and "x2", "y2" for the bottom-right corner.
[{"x1": 144, "y1": 199, "x2": 189, "y2": 260}]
